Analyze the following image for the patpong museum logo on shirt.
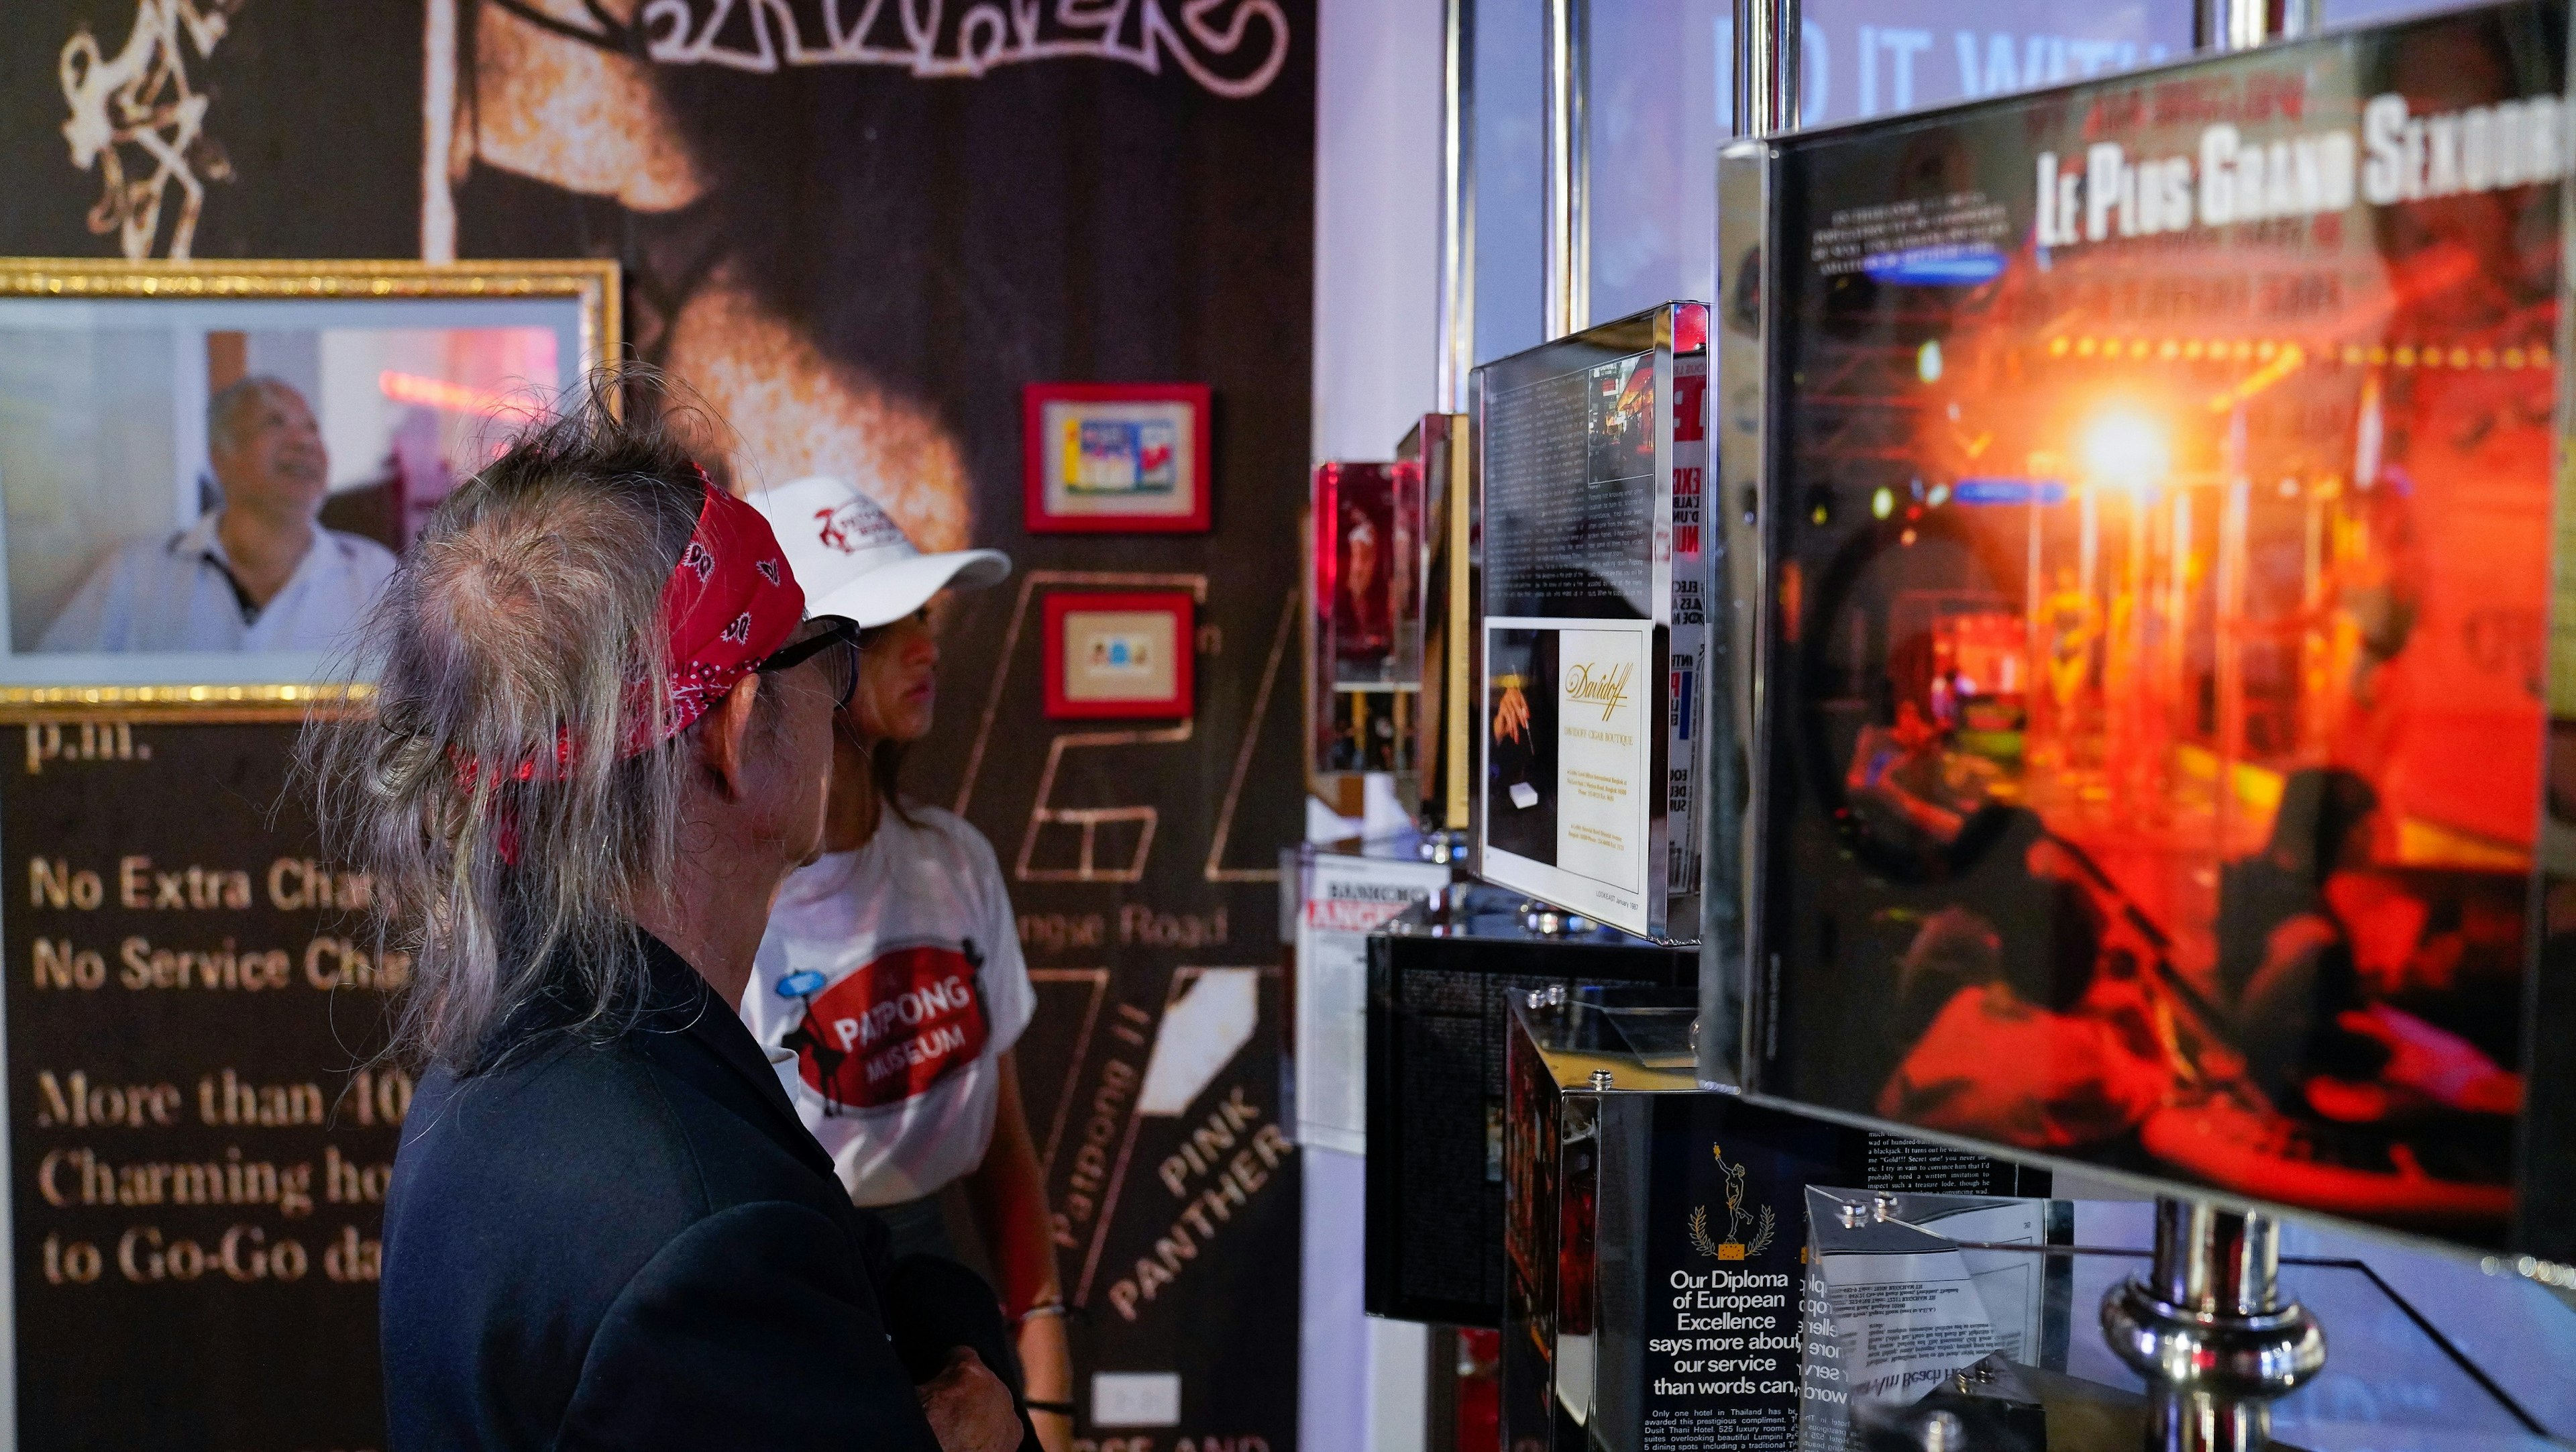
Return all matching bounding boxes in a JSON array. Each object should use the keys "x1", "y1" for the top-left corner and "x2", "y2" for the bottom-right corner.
[{"x1": 786, "y1": 943, "x2": 991, "y2": 1110}]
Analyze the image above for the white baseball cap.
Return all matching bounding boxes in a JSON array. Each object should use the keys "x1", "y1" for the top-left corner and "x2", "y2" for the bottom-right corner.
[{"x1": 747, "y1": 475, "x2": 1010, "y2": 628}]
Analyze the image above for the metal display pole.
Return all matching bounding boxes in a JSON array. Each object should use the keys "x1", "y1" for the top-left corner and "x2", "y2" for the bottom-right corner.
[
  {"x1": 2103, "y1": 1199, "x2": 2326, "y2": 1389},
  {"x1": 2099, "y1": 1, "x2": 2330, "y2": 1435},
  {"x1": 1542, "y1": 0, "x2": 1588, "y2": 338},
  {"x1": 1699, "y1": 0, "x2": 1799, "y2": 1091},
  {"x1": 2196, "y1": 0, "x2": 2320, "y2": 52},
  {"x1": 1731, "y1": 0, "x2": 1801, "y2": 139},
  {"x1": 1436, "y1": 0, "x2": 1475, "y2": 411},
  {"x1": 2104, "y1": 1200, "x2": 2326, "y2": 1452}
]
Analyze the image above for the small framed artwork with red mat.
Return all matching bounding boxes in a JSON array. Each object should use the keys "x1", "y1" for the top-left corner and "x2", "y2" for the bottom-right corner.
[
  {"x1": 1022, "y1": 382, "x2": 1212, "y2": 533},
  {"x1": 1043, "y1": 590, "x2": 1195, "y2": 720}
]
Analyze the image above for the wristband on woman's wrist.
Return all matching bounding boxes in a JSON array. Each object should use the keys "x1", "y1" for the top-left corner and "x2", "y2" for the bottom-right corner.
[
  {"x1": 1025, "y1": 1399, "x2": 1077, "y2": 1416},
  {"x1": 1015, "y1": 1298, "x2": 1068, "y2": 1325}
]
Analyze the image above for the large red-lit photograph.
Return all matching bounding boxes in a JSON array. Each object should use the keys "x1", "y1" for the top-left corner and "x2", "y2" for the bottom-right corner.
[{"x1": 1754, "y1": 0, "x2": 2564, "y2": 1243}]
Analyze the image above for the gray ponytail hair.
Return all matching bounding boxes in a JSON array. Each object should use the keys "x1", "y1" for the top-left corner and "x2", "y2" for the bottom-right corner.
[{"x1": 307, "y1": 377, "x2": 714, "y2": 1072}]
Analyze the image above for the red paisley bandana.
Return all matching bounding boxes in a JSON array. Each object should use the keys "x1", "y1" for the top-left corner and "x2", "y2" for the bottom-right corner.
[
  {"x1": 654, "y1": 466, "x2": 805, "y2": 747},
  {"x1": 451, "y1": 465, "x2": 804, "y2": 829}
]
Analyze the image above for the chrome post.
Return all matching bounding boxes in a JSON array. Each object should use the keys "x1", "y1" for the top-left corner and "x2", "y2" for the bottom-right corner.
[
  {"x1": 1542, "y1": 0, "x2": 1589, "y2": 337},
  {"x1": 1702, "y1": 0, "x2": 1797, "y2": 1089},
  {"x1": 1731, "y1": 0, "x2": 1801, "y2": 139},
  {"x1": 2148, "y1": 1387, "x2": 2275, "y2": 1452},
  {"x1": 1435, "y1": 0, "x2": 1476, "y2": 411},
  {"x1": 2102, "y1": 1198, "x2": 2325, "y2": 1405},
  {"x1": 2197, "y1": 0, "x2": 2318, "y2": 51},
  {"x1": 2114, "y1": 0, "x2": 2330, "y2": 1418}
]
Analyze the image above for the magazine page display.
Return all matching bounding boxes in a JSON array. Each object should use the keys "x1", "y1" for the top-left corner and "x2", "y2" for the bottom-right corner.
[
  {"x1": 1485, "y1": 349, "x2": 1659, "y2": 933},
  {"x1": 1476, "y1": 307, "x2": 1709, "y2": 941},
  {"x1": 1752, "y1": 0, "x2": 2565, "y2": 1249}
]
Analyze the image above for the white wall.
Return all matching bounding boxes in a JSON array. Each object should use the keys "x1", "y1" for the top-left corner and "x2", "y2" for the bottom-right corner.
[
  {"x1": 1310, "y1": 0, "x2": 1443, "y2": 466},
  {"x1": 1301, "y1": 1149, "x2": 1429, "y2": 1452},
  {"x1": 1305, "y1": 1, "x2": 1446, "y2": 1448}
]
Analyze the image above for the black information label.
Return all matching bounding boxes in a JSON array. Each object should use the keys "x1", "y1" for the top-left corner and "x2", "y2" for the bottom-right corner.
[
  {"x1": 1636, "y1": 1097, "x2": 2042, "y2": 1450},
  {"x1": 1640, "y1": 1097, "x2": 1841, "y2": 1452},
  {"x1": 1483, "y1": 352, "x2": 1658, "y2": 621},
  {"x1": 5, "y1": 719, "x2": 398, "y2": 1450}
]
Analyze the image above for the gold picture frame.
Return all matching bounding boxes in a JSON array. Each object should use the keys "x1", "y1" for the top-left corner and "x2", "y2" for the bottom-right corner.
[{"x1": 0, "y1": 258, "x2": 620, "y2": 713}]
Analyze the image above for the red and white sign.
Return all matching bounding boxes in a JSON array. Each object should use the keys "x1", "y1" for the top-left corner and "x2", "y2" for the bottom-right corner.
[{"x1": 792, "y1": 945, "x2": 990, "y2": 1110}]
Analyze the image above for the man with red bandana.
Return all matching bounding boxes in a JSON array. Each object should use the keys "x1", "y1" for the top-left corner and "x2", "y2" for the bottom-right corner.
[{"x1": 318, "y1": 389, "x2": 1031, "y2": 1452}]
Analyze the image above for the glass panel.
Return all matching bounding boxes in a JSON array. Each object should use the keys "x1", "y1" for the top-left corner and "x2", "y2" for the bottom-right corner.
[
  {"x1": 1756, "y1": 0, "x2": 2561, "y2": 1245},
  {"x1": 1794, "y1": 0, "x2": 2187, "y2": 127},
  {"x1": 1589, "y1": 0, "x2": 1729, "y2": 323},
  {"x1": 1588, "y1": 0, "x2": 2190, "y2": 344},
  {"x1": 1799, "y1": 1193, "x2": 2569, "y2": 1447},
  {"x1": 2326, "y1": 0, "x2": 2512, "y2": 26}
]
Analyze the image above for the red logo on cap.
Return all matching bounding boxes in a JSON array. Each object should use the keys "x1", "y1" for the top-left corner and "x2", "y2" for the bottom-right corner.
[{"x1": 816, "y1": 505, "x2": 860, "y2": 553}]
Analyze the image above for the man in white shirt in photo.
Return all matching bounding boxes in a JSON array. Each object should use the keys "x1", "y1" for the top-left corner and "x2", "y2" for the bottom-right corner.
[{"x1": 40, "y1": 376, "x2": 397, "y2": 653}]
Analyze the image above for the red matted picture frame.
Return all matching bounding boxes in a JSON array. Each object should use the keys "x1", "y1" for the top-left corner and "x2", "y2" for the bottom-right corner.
[
  {"x1": 1042, "y1": 590, "x2": 1196, "y2": 720},
  {"x1": 1022, "y1": 382, "x2": 1213, "y2": 533}
]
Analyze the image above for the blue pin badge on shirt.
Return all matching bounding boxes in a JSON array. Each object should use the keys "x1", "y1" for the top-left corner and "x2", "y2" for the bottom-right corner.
[{"x1": 776, "y1": 970, "x2": 827, "y2": 1000}]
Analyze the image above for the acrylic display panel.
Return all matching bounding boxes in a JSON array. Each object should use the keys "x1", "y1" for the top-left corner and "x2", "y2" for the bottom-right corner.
[
  {"x1": 1741, "y1": 0, "x2": 2573, "y2": 1259},
  {"x1": 1472, "y1": 304, "x2": 1711, "y2": 941},
  {"x1": 1309, "y1": 461, "x2": 1424, "y2": 798},
  {"x1": 1402, "y1": 414, "x2": 1474, "y2": 831}
]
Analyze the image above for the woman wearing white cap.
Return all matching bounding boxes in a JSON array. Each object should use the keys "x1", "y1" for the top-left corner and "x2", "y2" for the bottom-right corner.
[{"x1": 743, "y1": 476, "x2": 1071, "y2": 1450}]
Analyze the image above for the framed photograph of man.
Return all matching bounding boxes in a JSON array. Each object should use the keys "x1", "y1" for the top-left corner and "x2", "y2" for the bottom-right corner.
[{"x1": 0, "y1": 259, "x2": 618, "y2": 703}]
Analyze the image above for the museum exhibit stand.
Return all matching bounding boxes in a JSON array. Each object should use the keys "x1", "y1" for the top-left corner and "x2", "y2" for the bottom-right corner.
[
  {"x1": 1487, "y1": 988, "x2": 2565, "y2": 1452},
  {"x1": 1309, "y1": 1, "x2": 2576, "y2": 1447}
]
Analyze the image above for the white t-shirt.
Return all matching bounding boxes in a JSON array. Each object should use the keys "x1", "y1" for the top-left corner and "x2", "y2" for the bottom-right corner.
[
  {"x1": 39, "y1": 512, "x2": 396, "y2": 653},
  {"x1": 741, "y1": 806, "x2": 1034, "y2": 1206}
]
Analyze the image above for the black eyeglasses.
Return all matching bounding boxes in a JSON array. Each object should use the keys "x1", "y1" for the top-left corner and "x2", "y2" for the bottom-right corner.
[{"x1": 756, "y1": 619, "x2": 861, "y2": 710}]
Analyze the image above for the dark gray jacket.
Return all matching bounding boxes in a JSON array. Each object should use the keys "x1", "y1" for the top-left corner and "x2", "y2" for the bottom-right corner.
[{"x1": 382, "y1": 933, "x2": 1028, "y2": 1450}]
